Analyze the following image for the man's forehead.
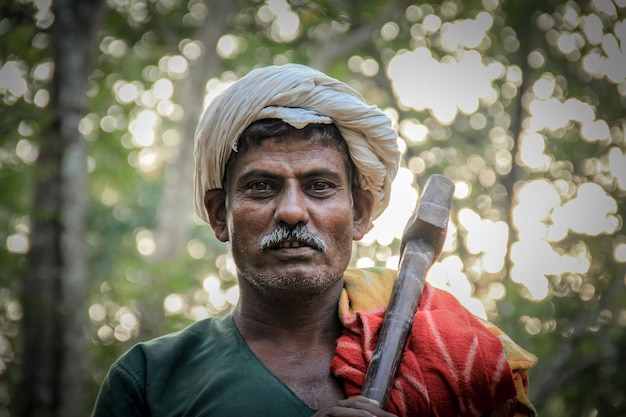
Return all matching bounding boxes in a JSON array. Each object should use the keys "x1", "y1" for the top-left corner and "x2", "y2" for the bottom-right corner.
[{"x1": 232, "y1": 135, "x2": 350, "y2": 170}]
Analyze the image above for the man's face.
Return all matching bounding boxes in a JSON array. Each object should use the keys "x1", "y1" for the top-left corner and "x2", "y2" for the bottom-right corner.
[{"x1": 218, "y1": 134, "x2": 370, "y2": 297}]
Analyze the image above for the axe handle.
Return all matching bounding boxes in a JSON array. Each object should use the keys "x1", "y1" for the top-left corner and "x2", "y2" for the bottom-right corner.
[
  {"x1": 360, "y1": 238, "x2": 434, "y2": 406},
  {"x1": 361, "y1": 174, "x2": 454, "y2": 408}
]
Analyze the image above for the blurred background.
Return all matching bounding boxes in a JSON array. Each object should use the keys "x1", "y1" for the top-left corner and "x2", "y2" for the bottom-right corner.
[{"x1": 1, "y1": 0, "x2": 625, "y2": 416}]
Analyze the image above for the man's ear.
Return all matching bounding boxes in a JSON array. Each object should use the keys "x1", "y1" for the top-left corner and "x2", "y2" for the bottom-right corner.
[
  {"x1": 204, "y1": 189, "x2": 229, "y2": 242},
  {"x1": 351, "y1": 188, "x2": 374, "y2": 241}
]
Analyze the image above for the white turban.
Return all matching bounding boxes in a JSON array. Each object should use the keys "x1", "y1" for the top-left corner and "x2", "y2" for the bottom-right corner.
[{"x1": 194, "y1": 63, "x2": 400, "y2": 226}]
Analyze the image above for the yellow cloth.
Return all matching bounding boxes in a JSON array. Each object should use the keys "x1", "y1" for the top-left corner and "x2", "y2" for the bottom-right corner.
[{"x1": 340, "y1": 267, "x2": 537, "y2": 417}]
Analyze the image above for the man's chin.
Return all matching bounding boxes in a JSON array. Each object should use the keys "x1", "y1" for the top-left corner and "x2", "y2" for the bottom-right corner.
[{"x1": 241, "y1": 267, "x2": 341, "y2": 296}]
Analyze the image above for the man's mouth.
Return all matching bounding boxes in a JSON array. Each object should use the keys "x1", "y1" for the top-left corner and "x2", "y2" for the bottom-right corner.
[{"x1": 273, "y1": 239, "x2": 313, "y2": 250}]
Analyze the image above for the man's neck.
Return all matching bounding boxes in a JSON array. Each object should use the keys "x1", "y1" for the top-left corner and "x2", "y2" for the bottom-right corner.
[
  {"x1": 232, "y1": 276, "x2": 344, "y2": 345},
  {"x1": 231, "y1": 277, "x2": 347, "y2": 410}
]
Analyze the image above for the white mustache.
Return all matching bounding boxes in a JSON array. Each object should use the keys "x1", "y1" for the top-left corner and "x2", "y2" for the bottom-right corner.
[{"x1": 258, "y1": 224, "x2": 328, "y2": 253}]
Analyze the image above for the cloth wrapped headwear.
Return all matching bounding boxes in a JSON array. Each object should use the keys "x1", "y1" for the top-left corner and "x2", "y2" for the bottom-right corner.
[{"x1": 193, "y1": 64, "x2": 400, "y2": 228}]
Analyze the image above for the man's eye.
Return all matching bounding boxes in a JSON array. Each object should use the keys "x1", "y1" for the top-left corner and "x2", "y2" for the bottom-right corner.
[
  {"x1": 310, "y1": 181, "x2": 332, "y2": 191},
  {"x1": 250, "y1": 182, "x2": 269, "y2": 191}
]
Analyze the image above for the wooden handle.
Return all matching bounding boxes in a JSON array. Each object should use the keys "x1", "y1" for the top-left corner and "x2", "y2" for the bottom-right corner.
[{"x1": 361, "y1": 174, "x2": 455, "y2": 407}]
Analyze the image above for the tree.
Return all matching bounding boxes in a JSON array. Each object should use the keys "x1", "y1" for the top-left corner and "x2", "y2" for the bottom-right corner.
[{"x1": 10, "y1": 1, "x2": 105, "y2": 416}]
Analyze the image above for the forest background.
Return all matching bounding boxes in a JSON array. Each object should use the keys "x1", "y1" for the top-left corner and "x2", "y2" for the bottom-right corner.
[{"x1": 1, "y1": 0, "x2": 625, "y2": 416}]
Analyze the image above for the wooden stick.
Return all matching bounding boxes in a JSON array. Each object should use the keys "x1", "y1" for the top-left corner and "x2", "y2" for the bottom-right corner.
[{"x1": 361, "y1": 174, "x2": 455, "y2": 408}]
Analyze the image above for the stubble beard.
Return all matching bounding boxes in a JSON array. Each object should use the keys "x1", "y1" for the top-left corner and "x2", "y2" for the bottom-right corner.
[
  {"x1": 236, "y1": 225, "x2": 353, "y2": 304},
  {"x1": 239, "y1": 267, "x2": 341, "y2": 304}
]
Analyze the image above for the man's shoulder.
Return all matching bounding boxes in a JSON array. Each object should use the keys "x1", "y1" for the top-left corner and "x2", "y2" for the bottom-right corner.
[
  {"x1": 148, "y1": 315, "x2": 232, "y2": 344},
  {"x1": 118, "y1": 315, "x2": 235, "y2": 367}
]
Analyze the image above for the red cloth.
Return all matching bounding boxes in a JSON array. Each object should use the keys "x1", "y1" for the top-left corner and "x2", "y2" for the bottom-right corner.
[{"x1": 331, "y1": 283, "x2": 518, "y2": 417}]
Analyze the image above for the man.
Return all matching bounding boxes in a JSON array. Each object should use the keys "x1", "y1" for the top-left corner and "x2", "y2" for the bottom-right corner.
[{"x1": 92, "y1": 64, "x2": 536, "y2": 417}]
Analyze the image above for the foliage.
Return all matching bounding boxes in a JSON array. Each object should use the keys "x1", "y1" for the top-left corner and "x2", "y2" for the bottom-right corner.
[{"x1": 0, "y1": 0, "x2": 625, "y2": 416}]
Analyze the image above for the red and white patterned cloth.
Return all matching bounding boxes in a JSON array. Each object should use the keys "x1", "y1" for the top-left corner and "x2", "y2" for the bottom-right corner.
[{"x1": 332, "y1": 267, "x2": 537, "y2": 417}]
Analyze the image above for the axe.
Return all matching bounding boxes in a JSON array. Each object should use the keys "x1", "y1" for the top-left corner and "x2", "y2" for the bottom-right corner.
[{"x1": 361, "y1": 174, "x2": 455, "y2": 408}]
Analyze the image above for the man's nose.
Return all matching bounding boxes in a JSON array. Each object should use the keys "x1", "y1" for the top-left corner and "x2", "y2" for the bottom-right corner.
[{"x1": 274, "y1": 185, "x2": 310, "y2": 226}]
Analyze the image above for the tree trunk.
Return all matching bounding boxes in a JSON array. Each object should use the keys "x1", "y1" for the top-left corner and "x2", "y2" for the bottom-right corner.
[
  {"x1": 14, "y1": 1, "x2": 104, "y2": 416},
  {"x1": 132, "y1": 0, "x2": 241, "y2": 341},
  {"x1": 152, "y1": 0, "x2": 240, "y2": 261}
]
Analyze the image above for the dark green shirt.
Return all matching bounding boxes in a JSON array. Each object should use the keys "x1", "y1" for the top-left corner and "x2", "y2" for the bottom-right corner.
[{"x1": 91, "y1": 316, "x2": 316, "y2": 417}]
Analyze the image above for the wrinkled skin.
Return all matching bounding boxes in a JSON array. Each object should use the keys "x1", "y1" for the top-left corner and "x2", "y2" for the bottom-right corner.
[
  {"x1": 214, "y1": 135, "x2": 364, "y2": 299},
  {"x1": 312, "y1": 396, "x2": 397, "y2": 417},
  {"x1": 204, "y1": 133, "x2": 396, "y2": 416}
]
